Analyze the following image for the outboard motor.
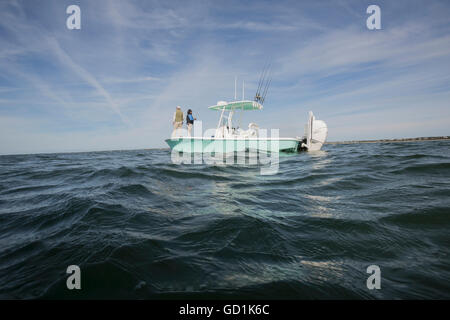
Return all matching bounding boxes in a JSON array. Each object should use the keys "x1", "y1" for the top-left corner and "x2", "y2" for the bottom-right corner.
[{"x1": 300, "y1": 111, "x2": 328, "y2": 151}]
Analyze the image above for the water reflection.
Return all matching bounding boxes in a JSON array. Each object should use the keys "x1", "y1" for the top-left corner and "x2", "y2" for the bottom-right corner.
[
  {"x1": 308, "y1": 150, "x2": 330, "y2": 171},
  {"x1": 299, "y1": 260, "x2": 345, "y2": 283}
]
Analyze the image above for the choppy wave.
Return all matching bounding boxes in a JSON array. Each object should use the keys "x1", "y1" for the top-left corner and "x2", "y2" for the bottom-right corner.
[{"x1": 0, "y1": 140, "x2": 449, "y2": 299}]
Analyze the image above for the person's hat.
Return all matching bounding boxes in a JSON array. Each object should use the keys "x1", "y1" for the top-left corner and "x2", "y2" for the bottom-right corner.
[{"x1": 176, "y1": 106, "x2": 181, "y2": 109}]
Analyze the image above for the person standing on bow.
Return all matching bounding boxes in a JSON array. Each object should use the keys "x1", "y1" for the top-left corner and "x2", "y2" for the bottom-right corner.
[
  {"x1": 172, "y1": 106, "x2": 183, "y2": 137},
  {"x1": 186, "y1": 109, "x2": 197, "y2": 136}
]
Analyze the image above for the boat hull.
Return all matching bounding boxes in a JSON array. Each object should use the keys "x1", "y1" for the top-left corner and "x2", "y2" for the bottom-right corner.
[{"x1": 165, "y1": 137, "x2": 299, "y2": 153}]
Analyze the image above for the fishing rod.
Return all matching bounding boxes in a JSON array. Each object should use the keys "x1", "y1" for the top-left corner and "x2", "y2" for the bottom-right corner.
[
  {"x1": 257, "y1": 64, "x2": 267, "y2": 93},
  {"x1": 255, "y1": 61, "x2": 271, "y2": 103},
  {"x1": 261, "y1": 71, "x2": 272, "y2": 104}
]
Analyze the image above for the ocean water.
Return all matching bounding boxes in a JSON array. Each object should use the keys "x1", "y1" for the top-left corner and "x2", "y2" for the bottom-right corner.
[{"x1": 0, "y1": 140, "x2": 449, "y2": 299}]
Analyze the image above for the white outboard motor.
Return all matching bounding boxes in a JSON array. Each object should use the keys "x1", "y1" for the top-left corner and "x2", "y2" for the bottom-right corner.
[{"x1": 302, "y1": 111, "x2": 328, "y2": 151}]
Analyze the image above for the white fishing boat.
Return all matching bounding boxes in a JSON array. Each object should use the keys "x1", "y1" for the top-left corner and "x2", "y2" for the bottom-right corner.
[
  {"x1": 165, "y1": 78, "x2": 328, "y2": 153},
  {"x1": 165, "y1": 100, "x2": 327, "y2": 153}
]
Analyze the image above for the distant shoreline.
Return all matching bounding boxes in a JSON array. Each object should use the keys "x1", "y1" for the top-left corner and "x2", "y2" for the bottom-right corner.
[
  {"x1": 326, "y1": 136, "x2": 450, "y2": 144},
  {"x1": 1, "y1": 136, "x2": 449, "y2": 156}
]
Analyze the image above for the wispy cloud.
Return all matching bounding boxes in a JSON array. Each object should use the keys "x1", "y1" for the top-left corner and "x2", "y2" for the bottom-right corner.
[{"x1": 45, "y1": 37, "x2": 131, "y2": 126}]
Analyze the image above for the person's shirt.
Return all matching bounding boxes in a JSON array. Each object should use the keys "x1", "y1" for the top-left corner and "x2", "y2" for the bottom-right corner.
[
  {"x1": 187, "y1": 114, "x2": 194, "y2": 124},
  {"x1": 173, "y1": 109, "x2": 183, "y2": 123}
]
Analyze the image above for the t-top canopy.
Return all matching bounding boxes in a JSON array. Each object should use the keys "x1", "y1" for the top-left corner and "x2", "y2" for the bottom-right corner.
[{"x1": 208, "y1": 100, "x2": 263, "y2": 111}]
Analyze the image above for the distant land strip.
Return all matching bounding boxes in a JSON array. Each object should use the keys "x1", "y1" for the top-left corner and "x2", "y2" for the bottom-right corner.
[{"x1": 326, "y1": 136, "x2": 450, "y2": 144}]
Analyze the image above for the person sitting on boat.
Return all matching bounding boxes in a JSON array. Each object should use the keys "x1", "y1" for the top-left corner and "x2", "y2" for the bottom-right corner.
[
  {"x1": 186, "y1": 109, "x2": 196, "y2": 136},
  {"x1": 172, "y1": 106, "x2": 183, "y2": 137}
]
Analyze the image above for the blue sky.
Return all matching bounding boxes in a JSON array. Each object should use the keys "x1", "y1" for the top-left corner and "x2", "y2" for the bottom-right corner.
[{"x1": 0, "y1": 0, "x2": 449, "y2": 154}]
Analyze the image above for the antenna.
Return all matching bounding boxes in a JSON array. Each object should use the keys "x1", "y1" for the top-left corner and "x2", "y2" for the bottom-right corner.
[{"x1": 234, "y1": 76, "x2": 237, "y2": 101}]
